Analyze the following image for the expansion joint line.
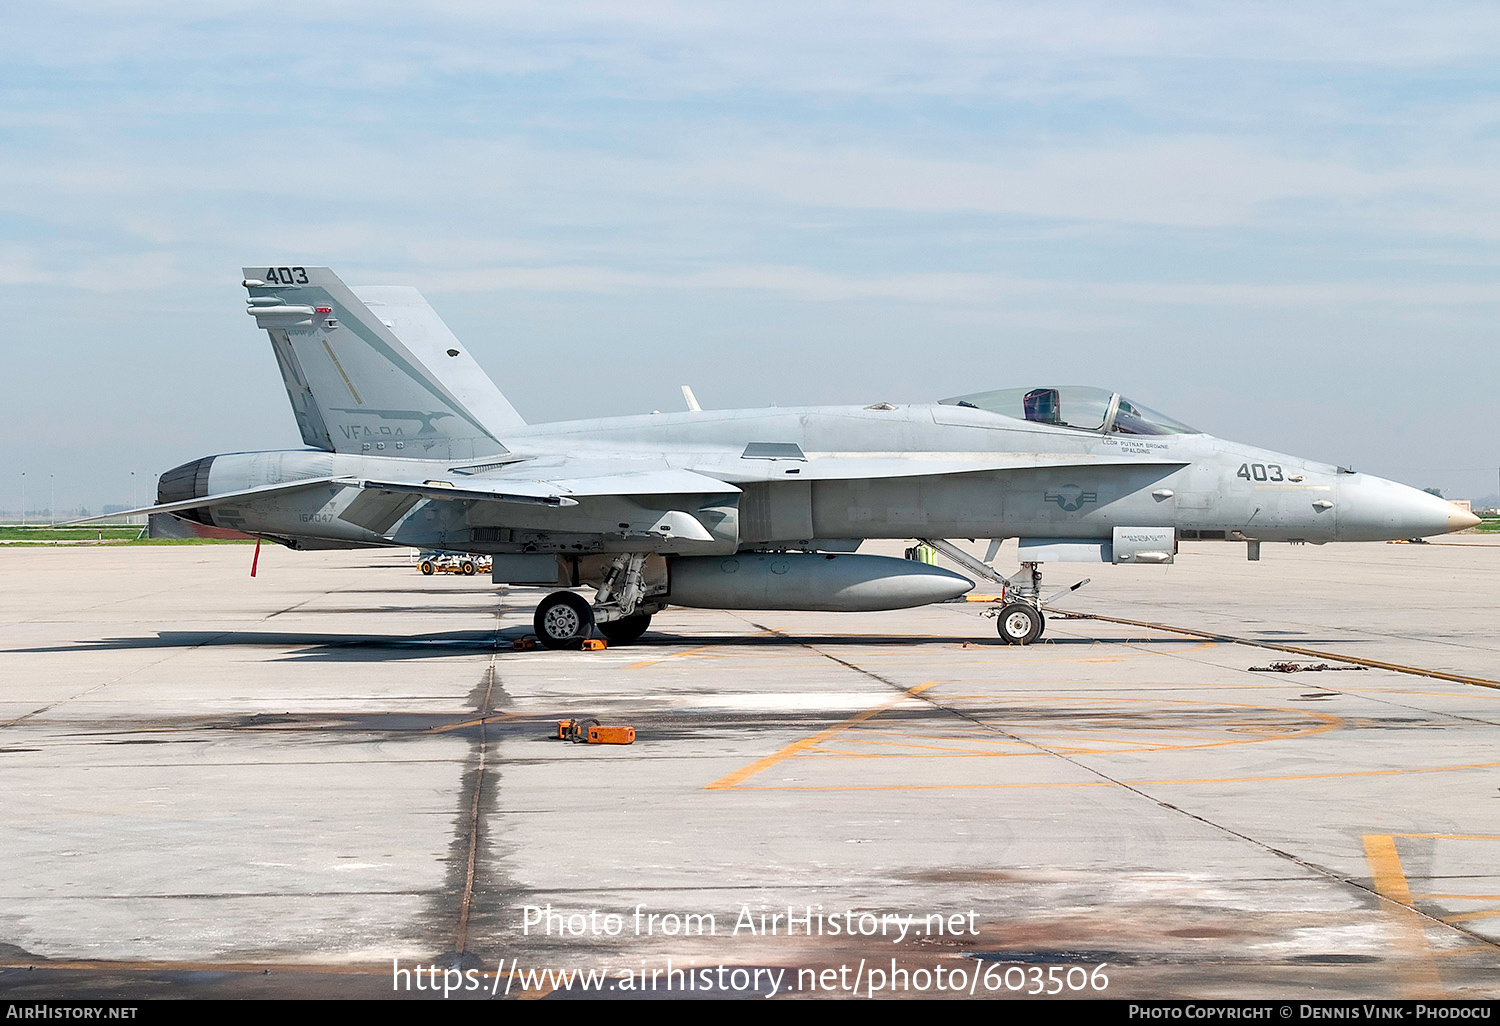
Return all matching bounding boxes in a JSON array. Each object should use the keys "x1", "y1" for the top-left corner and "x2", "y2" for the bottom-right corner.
[
  {"x1": 453, "y1": 655, "x2": 496, "y2": 958},
  {"x1": 739, "y1": 616, "x2": 1500, "y2": 972}
]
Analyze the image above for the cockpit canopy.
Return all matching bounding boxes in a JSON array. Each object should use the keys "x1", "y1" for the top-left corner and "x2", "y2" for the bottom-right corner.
[{"x1": 939, "y1": 385, "x2": 1199, "y2": 436}]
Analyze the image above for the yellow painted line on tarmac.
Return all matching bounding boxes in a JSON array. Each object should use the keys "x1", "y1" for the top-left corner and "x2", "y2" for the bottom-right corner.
[
  {"x1": 806, "y1": 750, "x2": 1033, "y2": 760},
  {"x1": 1098, "y1": 760, "x2": 1500, "y2": 787},
  {"x1": 1364, "y1": 834, "x2": 1420, "y2": 906},
  {"x1": 832, "y1": 735, "x2": 1031, "y2": 755},
  {"x1": 704, "y1": 681, "x2": 942, "y2": 789},
  {"x1": 426, "y1": 713, "x2": 520, "y2": 734},
  {"x1": 1328, "y1": 688, "x2": 1500, "y2": 703},
  {"x1": 1363, "y1": 834, "x2": 1446, "y2": 997},
  {"x1": 1016, "y1": 728, "x2": 1292, "y2": 750},
  {"x1": 856, "y1": 727, "x2": 1014, "y2": 741},
  {"x1": 625, "y1": 629, "x2": 777, "y2": 669},
  {"x1": 724, "y1": 758, "x2": 1500, "y2": 791},
  {"x1": 1414, "y1": 894, "x2": 1500, "y2": 901},
  {"x1": 971, "y1": 696, "x2": 1343, "y2": 750},
  {"x1": 864, "y1": 725, "x2": 1173, "y2": 742},
  {"x1": 709, "y1": 692, "x2": 1343, "y2": 787},
  {"x1": 1440, "y1": 910, "x2": 1500, "y2": 923}
]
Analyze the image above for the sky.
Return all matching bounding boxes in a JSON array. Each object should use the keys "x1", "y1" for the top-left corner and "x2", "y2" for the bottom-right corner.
[{"x1": 3, "y1": 1, "x2": 1499, "y2": 513}]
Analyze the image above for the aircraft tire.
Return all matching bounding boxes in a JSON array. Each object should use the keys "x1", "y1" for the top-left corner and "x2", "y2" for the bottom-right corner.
[
  {"x1": 598, "y1": 612, "x2": 652, "y2": 645},
  {"x1": 996, "y1": 603, "x2": 1042, "y2": 645},
  {"x1": 419, "y1": 561, "x2": 435, "y2": 575},
  {"x1": 534, "y1": 592, "x2": 595, "y2": 650}
]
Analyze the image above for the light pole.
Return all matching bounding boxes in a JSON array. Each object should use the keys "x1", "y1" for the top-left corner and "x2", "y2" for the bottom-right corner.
[
  {"x1": 131, "y1": 471, "x2": 138, "y2": 526},
  {"x1": 19, "y1": 472, "x2": 24, "y2": 528},
  {"x1": 50, "y1": 474, "x2": 55, "y2": 528}
]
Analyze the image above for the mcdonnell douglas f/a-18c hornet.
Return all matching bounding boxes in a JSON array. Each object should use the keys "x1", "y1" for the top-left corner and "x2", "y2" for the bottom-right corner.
[{"x1": 85, "y1": 266, "x2": 1480, "y2": 649}]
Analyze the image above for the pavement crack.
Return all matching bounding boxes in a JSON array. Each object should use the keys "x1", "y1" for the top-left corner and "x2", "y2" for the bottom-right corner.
[
  {"x1": 451, "y1": 659, "x2": 495, "y2": 961},
  {"x1": 444, "y1": 599, "x2": 514, "y2": 966}
]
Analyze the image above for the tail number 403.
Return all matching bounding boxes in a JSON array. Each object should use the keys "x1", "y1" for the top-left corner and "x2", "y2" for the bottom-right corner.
[{"x1": 1237, "y1": 463, "x2": 1284, "y2": 482}]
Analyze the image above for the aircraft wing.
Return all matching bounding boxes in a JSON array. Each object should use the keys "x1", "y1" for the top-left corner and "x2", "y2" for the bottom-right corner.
[
  {"x1": 364, "y1": 466, "x2": 740, "y2": 503},
  {"x1": 339, "y1": 465, "x2": 741, "y2": 537}
]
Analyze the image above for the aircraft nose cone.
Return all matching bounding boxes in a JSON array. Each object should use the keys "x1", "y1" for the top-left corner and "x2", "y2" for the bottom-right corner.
[
  {"x1": 1449, "y1": 508, "x2": 1482, "y2": 532},
  {"x1": 1336, "y1": 474, "x2": 1474, "y2": 541}
]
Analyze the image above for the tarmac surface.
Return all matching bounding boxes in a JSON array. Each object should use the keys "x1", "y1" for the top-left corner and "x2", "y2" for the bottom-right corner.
[{"x1": 1, "y1": 537, "x2": 1497, "y2": 1000}]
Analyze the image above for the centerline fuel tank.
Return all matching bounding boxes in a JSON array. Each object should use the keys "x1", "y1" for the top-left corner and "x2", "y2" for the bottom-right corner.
[{"x1": 665, "y1": 552, "x2": 974, "y2": 611}]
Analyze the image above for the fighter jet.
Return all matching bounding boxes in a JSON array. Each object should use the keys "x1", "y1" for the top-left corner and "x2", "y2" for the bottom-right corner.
[{"x1": 84, "y1": 266, "x2": 1480, "y2": 649}]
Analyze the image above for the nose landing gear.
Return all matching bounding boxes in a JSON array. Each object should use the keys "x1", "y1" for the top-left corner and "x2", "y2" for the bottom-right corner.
[
  {"x1": 917, "y1": 539, "x2": 1089, "y2": 646},
  {"x1": 996, "y1": 603, "x2": 1044, "y2": 645}
]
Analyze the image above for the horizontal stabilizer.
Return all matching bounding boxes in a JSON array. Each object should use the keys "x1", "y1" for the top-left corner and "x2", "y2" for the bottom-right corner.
[{"x1": 64, "y1": 476, "x2": 353, "y2": 525}]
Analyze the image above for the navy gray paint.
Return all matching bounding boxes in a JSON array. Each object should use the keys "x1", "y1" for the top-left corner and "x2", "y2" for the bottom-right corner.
[{"x1": 81, "y1": 266, "x2": 1475, "y2": 631}]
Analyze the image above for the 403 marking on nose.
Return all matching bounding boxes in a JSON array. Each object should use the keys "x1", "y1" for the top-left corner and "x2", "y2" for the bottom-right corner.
[{"x1": 1237, "y1": 463, "x2": 1285, "y2": 482}]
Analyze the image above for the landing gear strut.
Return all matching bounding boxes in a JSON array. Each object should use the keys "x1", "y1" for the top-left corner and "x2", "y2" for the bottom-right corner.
[
  {"x1": 993, "y1": 561, "x2": 1046, "y2": 645},
  {"x1": 917, "y1": 539, "x2": 1089, "y2": 647},
  {"x1": 532, "y1": 553, "x2": 662, "y2": 650}
]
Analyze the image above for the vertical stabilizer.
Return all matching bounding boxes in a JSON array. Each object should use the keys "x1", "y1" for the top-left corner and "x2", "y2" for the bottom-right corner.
[{"x1": 243, "y1": 265, "x2": 524, "y2": 459}]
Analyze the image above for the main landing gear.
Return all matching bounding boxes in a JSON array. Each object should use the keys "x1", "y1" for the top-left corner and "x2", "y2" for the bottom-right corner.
[
  {"x1": 916, "y1": 539, "x2": 1089, "y2": 647},
  {"x1": 532, "y1": 553, "x2": 660, "y2": 650},
  {"x1": 533, "y1": 591, "x2": 596, "y2": 649}
]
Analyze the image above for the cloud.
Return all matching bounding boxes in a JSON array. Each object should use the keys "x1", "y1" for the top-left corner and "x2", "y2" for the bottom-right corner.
[
  {"x1": 400, "y1": 262, "x2": 1500, "y2": 313},
  {"x1": 15, "y1": 2, "x2": 1500, "y2": 100},
  {"x1": 679, "y1": 141, "x2": 1383, "y2": 227}
]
